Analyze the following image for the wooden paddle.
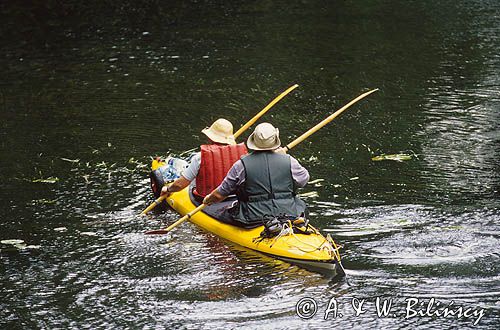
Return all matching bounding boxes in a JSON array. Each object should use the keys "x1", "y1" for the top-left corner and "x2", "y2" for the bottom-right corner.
[
  {"x1": 284, "y1": 88, "x2": 379, "y2": 151},
  {"x1": 141, "y1": 195, "x2": 168, "y2": 215},
  {"x1": 144, "y1": 204, "x2": 205, "y2": 235},
  {"x1": 145, "y1": 88, "x2": 378, "y2": 235},
  {"x1": 140, "y1": 84, "x2": 299, "y2": 216},
  {"x1": 233, "y1": 84, "x2": 298, "y2": 138}
]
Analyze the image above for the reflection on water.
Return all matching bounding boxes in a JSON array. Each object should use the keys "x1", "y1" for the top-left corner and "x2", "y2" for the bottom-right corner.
[{"x1": 1, "y1": 0, "x2": 499, "y2": 329}]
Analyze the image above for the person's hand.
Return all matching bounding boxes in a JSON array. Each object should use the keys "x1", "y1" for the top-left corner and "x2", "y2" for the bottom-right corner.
[
  {"x1": 203, "y1": 194, "x2": 214, "y2": 205},
  {"x1": 160, "y1": 185, "x2": 172, "y2": 197},
  {"x1": 274, "y1": 147, "x2": 287, "y2": 154}
]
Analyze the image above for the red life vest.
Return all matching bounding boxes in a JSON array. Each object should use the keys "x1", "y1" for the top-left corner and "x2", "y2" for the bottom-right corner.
[{"x1": 195, "y1": 143, "x2": 248, "y2": 197}]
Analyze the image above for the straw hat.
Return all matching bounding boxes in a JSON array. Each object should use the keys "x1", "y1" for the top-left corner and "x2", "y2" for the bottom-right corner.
[
  {"x1": 201, "y1": 118, "x2": 236, "y2": 145},
  {"x1": 246, "y1": 123, "x2": 281, "y2": 150}
]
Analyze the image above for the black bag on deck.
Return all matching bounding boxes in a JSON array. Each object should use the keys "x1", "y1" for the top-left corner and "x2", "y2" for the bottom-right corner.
[{"x1": 259, "y1": 214, "x2": 312, "y2": 239}]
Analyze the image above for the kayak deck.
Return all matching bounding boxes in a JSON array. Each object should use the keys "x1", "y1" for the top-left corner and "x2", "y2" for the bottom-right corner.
[{"x1": 165, "y1": 187, "x2": 343, "y2": 273}]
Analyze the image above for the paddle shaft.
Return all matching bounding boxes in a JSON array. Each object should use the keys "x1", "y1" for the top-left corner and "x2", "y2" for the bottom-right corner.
[
  {"x1": 233, "y1": 84, "x2": 298, "y2": 138},
  {"x1": 145, "y1": 204, "x2": 206, "y2": 234},
  {"x1": 165, "y1": 204, "x2": 205, "y2": 231},
  {"x1": 140, "y1": 195, "x2": 167, "y2": 215},
  {"x1": 285, "y1": 88, "x2": 379, "y2": 151}
]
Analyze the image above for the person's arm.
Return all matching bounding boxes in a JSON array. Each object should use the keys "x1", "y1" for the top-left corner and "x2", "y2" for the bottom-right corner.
[
  {"x1": 274, "y1": 150, "x2": 310, "y2": 187},
  {"x1": 202, "y1": 189, "x2": 226, "y2": 205},
  {"x1": 160, "y1": 176, "x2": 191, "y2": 197},
  {"x1": 160, "y1": 153, "x2": 201, "y2": 197},
  {"x1": 181, "y1": 153, "x2": 201, "y2": 182},
  {"x1": 290, "y1": 156, "x2": 310, "y2": 187}
]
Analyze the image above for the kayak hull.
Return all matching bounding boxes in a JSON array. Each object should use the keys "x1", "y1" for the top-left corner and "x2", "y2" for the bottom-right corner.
[{"x1": 165, "y1": 187, "x2": 344, "y2": 276}]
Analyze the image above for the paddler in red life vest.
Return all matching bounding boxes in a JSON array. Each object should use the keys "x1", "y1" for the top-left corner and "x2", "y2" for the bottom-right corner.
[
  {"x1": 161, "y1": 118, "x2": 248, "y2": 218},
  {"x1": 202, "y1": 122, "x2": 310, "y2": 227}
]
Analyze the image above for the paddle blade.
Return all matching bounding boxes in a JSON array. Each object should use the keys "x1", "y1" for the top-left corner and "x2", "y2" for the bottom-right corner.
[{"x1": 144, "y1": 229, "x2": 170, "y2": 235}]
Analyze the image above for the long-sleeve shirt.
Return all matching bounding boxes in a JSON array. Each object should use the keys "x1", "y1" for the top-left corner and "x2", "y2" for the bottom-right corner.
[
  {"x1": 182, "y1": 152, "x2": 201, "y2": 183},
  {"x1": 217, "y1": 156, "x2": 309, "y2": 197}
]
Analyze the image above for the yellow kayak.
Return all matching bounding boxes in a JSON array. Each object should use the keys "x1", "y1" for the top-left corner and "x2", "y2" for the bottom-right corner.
[{"x1": 164, "y1": 187, "x2": 344, "y2": 275}]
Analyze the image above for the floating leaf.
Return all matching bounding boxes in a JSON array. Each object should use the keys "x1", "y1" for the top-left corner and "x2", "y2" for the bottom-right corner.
[
  {"x1": 80, "y1": 232, "x2": 97, "y2": 236},
  {"x1": 61, "y1": 158, "x2": 80, "y2": 163},
  {"x1": 308, "y1": 179, "x2": 325, "y2": 185},
  {"x1": 314, "y1": 200, "x2": 342, "y2": 207},
  {"x1": 31, "y1": 199, "x2": 56, "y2": 205},
  {"x1": 32, "y1": 177, "x2": 59, "y2": 184},
  {"x1": 298, "y1": 191, "x2": 319, "y2": 198},
  {"x1": 1, "y1": 239, "x2": 25, "y2": 245},
  {"x1": 372, "y1": 153, "x2": 413, "y2": 162},
  {"x1": 1, "y1": 239, "x2": 28, "y2": 250}
]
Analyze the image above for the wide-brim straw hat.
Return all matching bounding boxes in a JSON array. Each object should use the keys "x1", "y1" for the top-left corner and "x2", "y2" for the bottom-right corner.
[
  {"x1": 246, "y1": 123, "x2": 281, "y2": 151},
  {"x1": 201, "y1": 118, "x2": 236, "y2": 145}
]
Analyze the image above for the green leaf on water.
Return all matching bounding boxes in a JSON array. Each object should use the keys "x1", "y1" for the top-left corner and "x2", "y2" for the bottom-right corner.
[
  {"x1": 31, "y1": 199, "x2": 56, "y2": 205},
  {"x1": 32, "y1": 177, "x2": 59, "y2": 184},
  {"x1": 1, "y1": 239, "x2": 25, "y2": 245},
  {"x1": 298, "y1": 191, "x2": 319, "y2": 198},
  {"x1": 0, "y1": 240, "x2": 29, "y2": 250},
  {"x1": 372, "y1": 153, "x2": 413, "y2": 162},
  {"x1": 60, "y1": 158, "x2": 80, "y2": 163},
  {"x1": 308, "y1": 179, "x2": 325, "y2": 185},
  {"x1": 80, "y1": 231, "x2": 97, "y2": 236}
]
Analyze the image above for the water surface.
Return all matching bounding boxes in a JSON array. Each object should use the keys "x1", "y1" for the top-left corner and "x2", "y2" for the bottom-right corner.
[{"x1": 1, "y1": 1, "x2": 499, "y2": 329}]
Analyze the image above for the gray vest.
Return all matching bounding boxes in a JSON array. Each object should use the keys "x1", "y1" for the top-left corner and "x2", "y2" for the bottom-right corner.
[{"x1": 235, "y1": 151, "x2": 306, "y2": 226}]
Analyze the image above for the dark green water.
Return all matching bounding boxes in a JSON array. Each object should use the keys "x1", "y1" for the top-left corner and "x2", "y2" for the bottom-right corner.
[{"x1": 1, "y1": 1, "x2": 499, "y2": 329}]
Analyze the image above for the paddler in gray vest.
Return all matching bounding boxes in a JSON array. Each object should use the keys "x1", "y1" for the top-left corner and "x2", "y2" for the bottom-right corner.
[{"x1": 203, "y1": 122, "x2": 309, "y2": 227}]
